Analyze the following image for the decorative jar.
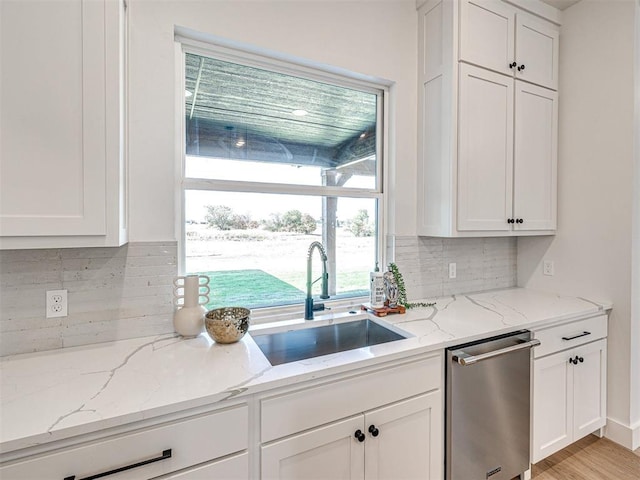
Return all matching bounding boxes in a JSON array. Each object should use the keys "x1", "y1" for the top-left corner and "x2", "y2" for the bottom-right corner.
[{"x1": 173, "y1": 275, "x2": 210, "y2": 337}]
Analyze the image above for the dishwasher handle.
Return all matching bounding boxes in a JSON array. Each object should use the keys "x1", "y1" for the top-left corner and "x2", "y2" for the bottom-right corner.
[{"x1": 453, "y1": 339, "x2": 541, "y2": 366}]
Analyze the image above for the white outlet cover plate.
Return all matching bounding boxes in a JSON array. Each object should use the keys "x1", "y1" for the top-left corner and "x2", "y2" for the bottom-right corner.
[{"x1": 46, "y1": 289, "x2": 68, "y2": 318}]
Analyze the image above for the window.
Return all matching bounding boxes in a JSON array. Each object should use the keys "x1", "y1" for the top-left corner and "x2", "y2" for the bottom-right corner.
[{"x1": 180, "y1": 47, "x2": 386, "y2": 317}]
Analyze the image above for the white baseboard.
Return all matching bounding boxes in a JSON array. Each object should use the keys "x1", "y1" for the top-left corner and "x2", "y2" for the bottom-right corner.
[{"x1": 605, "y1": 417, "x2": 640, "y2": 450}]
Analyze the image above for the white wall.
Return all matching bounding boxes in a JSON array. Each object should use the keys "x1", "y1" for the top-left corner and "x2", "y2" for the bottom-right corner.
[
  {"x1": 127, "y1": 0, "x2": 418, "y2": 242},
  {"x1": 518, "y1": 0, "x2": 640, "y2": 449},
  {"x1": 631, "y1": 0, "x2": 640, "y2": 449}
]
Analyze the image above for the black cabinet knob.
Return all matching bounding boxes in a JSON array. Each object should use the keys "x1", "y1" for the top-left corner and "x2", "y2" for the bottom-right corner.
[
  {"x1": 569, "y1": 356, "x2": 584, "y2": 365},
  {"x1": 354, "y1": 430, "x2": 365, "y2": 442},
  {"x1": 368, "y1": 425, "x2": 379, "y2": 437},
  {"x1": 569, "y1": 357, "x2": 576, "y2": 365},
  {"x1": 509, "y1": 62, "x2": 517, "y2": 69},
  {"x1": 518, "y1": 64, "x2": 526, "y2": 71},
  {"x1": 516, "y1": 218, "x2": 524, "y2": 224},
  {"x1": 507, "y1": 218, "x2": 515, "y2": 224}
]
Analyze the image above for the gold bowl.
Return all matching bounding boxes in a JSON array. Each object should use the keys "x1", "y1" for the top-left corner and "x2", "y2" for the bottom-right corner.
[{"x1": 205, "y1": 307, "x2": 250, "y2": 344}]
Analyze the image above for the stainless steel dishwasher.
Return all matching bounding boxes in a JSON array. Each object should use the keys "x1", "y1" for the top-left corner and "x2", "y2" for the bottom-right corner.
[{"x1": 446, "y1": 330, "x2": 540, "y2": 480}]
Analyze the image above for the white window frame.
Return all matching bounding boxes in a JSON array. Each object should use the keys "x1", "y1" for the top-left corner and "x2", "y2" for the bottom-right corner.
[{"x1": 174, "y1": 30, "x2": 391, "y2": 322}]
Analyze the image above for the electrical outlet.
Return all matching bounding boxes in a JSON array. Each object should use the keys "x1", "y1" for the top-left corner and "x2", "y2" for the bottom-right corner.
[
  {"x1": 543, "y1": 260, "x2": 555, "y2": 276},
  {"x1": 46, "y1": 289, "x2": 68, "y2": 318},
  {"x1": 449, "y1": 262, "x2": 457, "y2": 279}
]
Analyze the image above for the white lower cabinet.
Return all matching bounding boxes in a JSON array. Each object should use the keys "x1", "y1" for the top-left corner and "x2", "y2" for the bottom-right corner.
[
  {"x1": 261, "y1": 392, "x2": 442, "y2": 480},
  {"x1": 261, "y1": 416, "x2": 365, "y2": 480},
  {"x1": 260, "y1": 354, "x2": 444, "y2": 480},
  {"x1": 156, "y1": 452, "x2": 249, "y2": 479},
  {"x1": 0, "y1": 405, "x2": 249, "y2": 480},
  {"x1": 0, "y1": 355, "x2": 443, "y2": 480},
  {"x1": 571, "y1": 340, "x2": 607, "y2": 440},
  {"x1": 364, "y1": 393, "x2": 442, "y2": 480},
  {"x1": 531, "y1": 317, "x2": 607, "y2": 464}
]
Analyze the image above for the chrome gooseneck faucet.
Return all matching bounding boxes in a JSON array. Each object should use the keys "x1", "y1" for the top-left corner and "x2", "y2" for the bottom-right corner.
[{"x1": 305, "y1": 241, "x2": 330, "y2": 320}]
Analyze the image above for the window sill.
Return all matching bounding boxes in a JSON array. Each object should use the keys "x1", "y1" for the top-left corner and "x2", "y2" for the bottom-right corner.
[{"x1": 249, "y1": 296, "x2": 369, "y2": 325}]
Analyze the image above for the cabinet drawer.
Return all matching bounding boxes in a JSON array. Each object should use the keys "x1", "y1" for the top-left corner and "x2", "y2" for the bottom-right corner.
[
  {"x1": 532, "y1": 315, "x2": 607, "y2": 358},
  {"x1": 261, "y1": 355, "x2": 442, "y2": 443},
  {"x1": 157, "y1": 452, "x2": 248, "y2": 479},
  {"x1": 0, "y1": 405, "x2": 248, "y2": 480}
]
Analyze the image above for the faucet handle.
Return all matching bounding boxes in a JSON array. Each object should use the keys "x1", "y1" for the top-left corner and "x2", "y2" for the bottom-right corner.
[
  {"x1": 312, "y1": 303, "x2": 326, "y2": 312},
  {"x1": 321, "y1": 272, "x2": 329, "y2": 299}
]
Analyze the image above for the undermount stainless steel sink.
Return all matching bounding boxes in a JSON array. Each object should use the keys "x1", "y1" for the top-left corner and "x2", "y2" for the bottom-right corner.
[{"x1": 250, "y1": 318, "x2": 408, "y2": 366}]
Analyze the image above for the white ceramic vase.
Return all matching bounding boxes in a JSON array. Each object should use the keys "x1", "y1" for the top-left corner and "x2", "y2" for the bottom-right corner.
[{"x1": 173, "y1": 275, "x2": 210, "y2": 337}]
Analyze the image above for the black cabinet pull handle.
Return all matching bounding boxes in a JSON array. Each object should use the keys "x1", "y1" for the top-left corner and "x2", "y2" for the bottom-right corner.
[
  {"x1": 507, "y1": 218, "x2": 515, "y2": 224},
  {"x1": 518, "y1": 64, "x2": 526, "y2": 71},
  {"x1": 516, "y1": 218, "x2": 524, "y2": 224},
  {"x1": 64, "y1": 449, "x2": 172, "y2": 480},
  {"x1": 368, "y1": 425, "x2": 380, "y2": 437},
  {"x1": 569, "y1": 357, "x2": 576, "y2": 365},
  {"x1": 354, "y1": 430, "x2": 365, "y2": 442},
  {"x1": 562, "y1": 331, "x2": 591, "y2": 341},
  {"x1": 509, "y1": 62, "x2": 517, "y2": 69},
  {"x1": 578, "y1": 356, "x2": 584, "y2": 363}
]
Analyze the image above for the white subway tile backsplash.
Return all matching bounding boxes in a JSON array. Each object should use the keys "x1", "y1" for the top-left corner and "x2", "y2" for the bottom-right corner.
[
  {"x1": 0, "y1": 237, "x2": 517, "y2": 356},
  {"x1": 61, "y1": 315, "x2": 173, "y2": 349},
  {"x1": 0, "y1": 327, "x2": 63, "y2": 356},
  {"x1": 393, "y1": 236, "x2": 517, "y2": 301},
  {"x1": 0, "y1": 242, "x2": 177, "y2": 356}
]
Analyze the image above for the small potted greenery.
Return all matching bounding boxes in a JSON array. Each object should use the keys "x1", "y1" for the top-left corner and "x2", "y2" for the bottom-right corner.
[{"x1": 387, "y1": 263, "x2": 435, "y2": 309}]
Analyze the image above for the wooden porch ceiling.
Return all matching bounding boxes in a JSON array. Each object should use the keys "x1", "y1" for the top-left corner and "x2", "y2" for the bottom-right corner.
[{"x1": 184, "y1": 53, "x2": 377, "y2": 168}]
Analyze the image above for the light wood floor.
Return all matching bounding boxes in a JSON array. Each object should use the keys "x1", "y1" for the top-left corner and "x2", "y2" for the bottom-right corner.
[{"x1": 531, "y1": 435, "x2": 640, "y2": 479}]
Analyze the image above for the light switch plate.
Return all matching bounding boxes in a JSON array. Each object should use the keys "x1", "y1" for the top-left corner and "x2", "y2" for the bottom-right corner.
[{"x1": 449, "y1": 262, "x2": 457, "y2": 279}]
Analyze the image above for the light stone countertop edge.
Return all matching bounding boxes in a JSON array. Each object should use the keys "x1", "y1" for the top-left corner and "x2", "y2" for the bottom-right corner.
[{"x1": 0, "y1": 287, "x2": 611, "y2": 456}]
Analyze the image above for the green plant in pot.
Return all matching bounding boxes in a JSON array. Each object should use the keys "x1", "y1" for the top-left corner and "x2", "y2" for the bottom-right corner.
[{"x1": 387, "y1": 263, "x2": 436, "y2": 309}]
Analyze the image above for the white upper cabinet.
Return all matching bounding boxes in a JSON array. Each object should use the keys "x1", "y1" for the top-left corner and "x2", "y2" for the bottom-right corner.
[
  {"x1": 460, "y1": 0, "x2": 559, "y2": 90},
  {"x1": 417, "y1": 0, "x2": 560, "y2": 237},
  {"x1": 515, "y1": 11, "x2": 560, "y2": 90},
  {"x1": 513, "y1": 81, "x2": 558, "y2": 231},
  {"x1": 460, "y1": 0, "x2": 515, "y2": 77},
  {"x1": 457, "y1": 64, "x2": 514, "y2": 231},
  {"x1": 0, "y1": 0, "x2": 127, "y2": 249}
]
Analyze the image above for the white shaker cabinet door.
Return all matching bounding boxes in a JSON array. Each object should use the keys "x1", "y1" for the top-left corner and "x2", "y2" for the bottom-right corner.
[
  {"x1": 572, "y1": 339, "x2": 607, "y2": 441},
  {"x1": 0, "y1": 0, "x2": 126, "y2": 248},
  {"x1": 532, "y1": 350, "x2": 573, "y2": 463},
  {"x1": 459, "y1": 0, "x2": 515, "y2": 77},
  {"x1": 457, "y1": 63, "x2": 514, "y2": 231},
  {"x1": 261, "y1": 415, "x2": 365, "y2": 480},
  {"x1": 532, "y1": 339, "x2": 607, "y2": 464},
  {"x1": 0, "y1": 0, "x2": 105, "y2": 236},
  {"x1": 515, "y1": 11, "x2": 560, "y2": 90},
  {"x1": 513, "y1": 81, "x2": 558, "y2": 231},
  {"x1": 364, "y1": 392, "x2": 443, "y2": 480}
]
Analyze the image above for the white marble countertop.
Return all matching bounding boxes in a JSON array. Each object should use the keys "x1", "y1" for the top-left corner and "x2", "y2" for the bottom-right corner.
[{"x1": 0, "y1": 287, "x2": 610, "y2": 456}]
